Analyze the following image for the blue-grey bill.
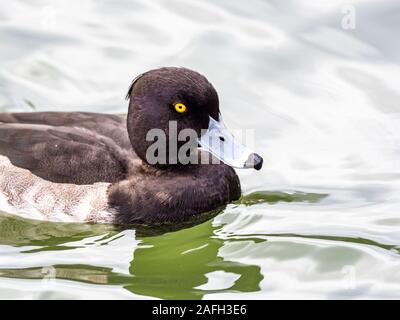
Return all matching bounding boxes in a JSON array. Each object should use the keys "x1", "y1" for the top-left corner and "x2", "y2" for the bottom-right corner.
[{"x1": 198, "y1": 116, "x2": 263, "y2": 170}]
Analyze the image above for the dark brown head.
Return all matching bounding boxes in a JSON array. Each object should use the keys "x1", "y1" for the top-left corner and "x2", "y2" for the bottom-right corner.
[{"x1": 126, "y1": 67, "x2": 263, "y2": 170}]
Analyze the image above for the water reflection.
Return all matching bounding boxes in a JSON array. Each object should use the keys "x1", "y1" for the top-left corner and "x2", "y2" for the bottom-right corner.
[
  {"x1": 0, "y1": 189, "x2": 399, "y2": 299},
  {"x1": 0, "y1": 212, "x2": 264, "y2": 299},
  {"x1": 126, "y1": 220, "x2": 263, "y2": 299}
]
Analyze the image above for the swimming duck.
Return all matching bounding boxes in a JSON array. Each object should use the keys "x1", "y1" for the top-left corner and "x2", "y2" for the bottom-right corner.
[{"x1": 0, "y1": 67, "x2": 263, "y2": 224}]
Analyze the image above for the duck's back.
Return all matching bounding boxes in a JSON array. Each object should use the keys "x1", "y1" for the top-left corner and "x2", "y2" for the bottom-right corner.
[{"x1": 0, "y1": 112, "x2": 137, "y2": 185}]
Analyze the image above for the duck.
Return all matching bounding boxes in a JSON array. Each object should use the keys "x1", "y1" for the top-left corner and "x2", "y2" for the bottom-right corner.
[{"x1": 0, "y1": 67, "x2": 263, "y2": 224}]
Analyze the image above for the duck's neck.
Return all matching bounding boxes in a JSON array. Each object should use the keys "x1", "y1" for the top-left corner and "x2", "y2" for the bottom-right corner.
[{"x1": 107, "y1": 162, "x2": 241, "y2": 225}]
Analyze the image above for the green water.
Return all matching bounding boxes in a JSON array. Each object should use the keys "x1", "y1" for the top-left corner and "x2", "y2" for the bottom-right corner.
[
  {"x1": 0, "y1": 192, "x2": 324, "y2": 299},
  {"x1": 1, "y1": 191, "x2": 399, "y2": 299}
]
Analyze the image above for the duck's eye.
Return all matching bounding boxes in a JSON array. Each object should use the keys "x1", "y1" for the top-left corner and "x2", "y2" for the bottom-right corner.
[{"x1": 174, "y1": 103, "x2": 187, "y2": 113}]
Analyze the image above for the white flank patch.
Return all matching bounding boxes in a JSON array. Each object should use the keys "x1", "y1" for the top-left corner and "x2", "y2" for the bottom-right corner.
[{"x1": 0, "y1": 155, "x2": 114, "y2": 223}]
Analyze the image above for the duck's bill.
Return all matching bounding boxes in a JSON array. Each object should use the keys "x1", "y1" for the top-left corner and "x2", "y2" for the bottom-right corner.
[{"x1": 198, "y1": 116, "x2": 263, "y2": 170}]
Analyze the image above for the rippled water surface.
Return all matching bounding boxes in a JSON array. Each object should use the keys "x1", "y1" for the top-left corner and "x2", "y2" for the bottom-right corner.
[{"x1": 1, "y1": 0, "x2": 400, "y2": 299}]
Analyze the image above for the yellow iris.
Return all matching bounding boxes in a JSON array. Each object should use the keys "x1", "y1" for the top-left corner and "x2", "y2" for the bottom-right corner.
[{"x1": 174, "y1": 103, "x2": 187, "y2": 113}]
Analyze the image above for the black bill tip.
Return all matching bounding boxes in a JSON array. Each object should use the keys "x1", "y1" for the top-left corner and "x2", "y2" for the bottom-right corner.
[{"x1": 245, "y1": 153, "x2": 263, "y2": 170}]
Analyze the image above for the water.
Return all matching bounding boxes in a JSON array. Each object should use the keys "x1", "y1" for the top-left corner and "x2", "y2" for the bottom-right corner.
[{"x1": 1, "y1": 0, "x2": 400, "y2": 299}]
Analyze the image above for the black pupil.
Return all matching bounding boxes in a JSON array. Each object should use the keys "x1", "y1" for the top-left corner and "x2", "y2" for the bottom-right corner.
[{"x1": 219, "y1": 136, "x2": 225, "y2": 142}]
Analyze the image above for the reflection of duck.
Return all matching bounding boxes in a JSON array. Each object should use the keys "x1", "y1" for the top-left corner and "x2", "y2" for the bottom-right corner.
[
  {"x1": 0, "y1": 215, "x2": 264, "y2": 299},
  {"x1": 0, "y1": 67, "x2": 262, "y2": 224},
  {"x1": 126, "y1": 219, "x2": 264, "y2": 299}
]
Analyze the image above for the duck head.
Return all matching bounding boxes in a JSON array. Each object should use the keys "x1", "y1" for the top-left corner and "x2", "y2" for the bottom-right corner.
[{"x1": 126, "y1": 67, "x2": 263, "y2": 170}]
